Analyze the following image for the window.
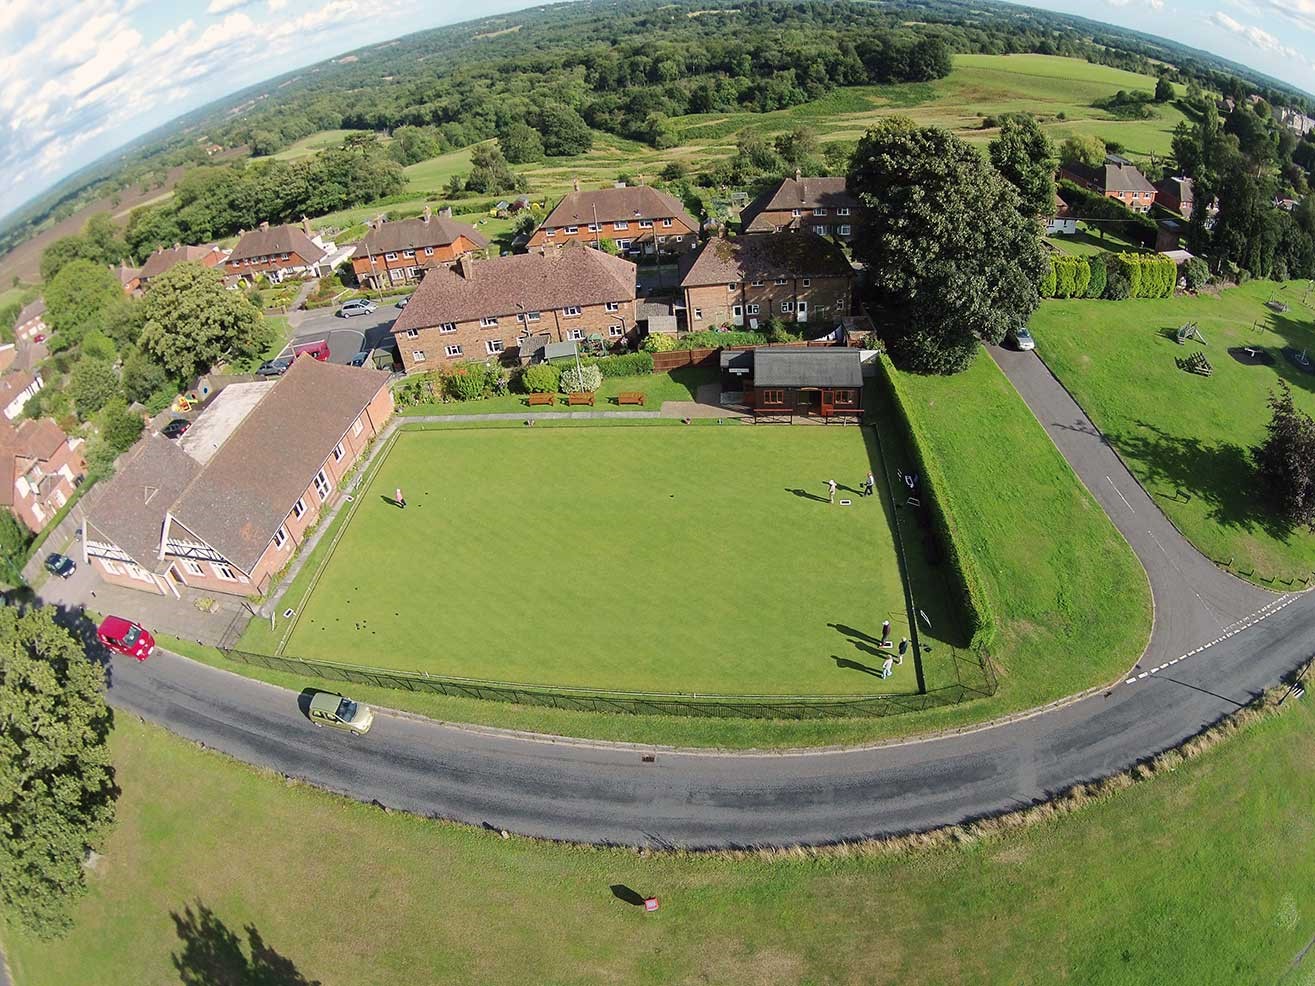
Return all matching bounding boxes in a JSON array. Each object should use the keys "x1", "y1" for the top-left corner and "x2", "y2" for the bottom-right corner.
[
  {"x1": 762, "y1": 389, "x2": 785, "y2": 405},
  {"x1": 440, "y1": 322, "x2": 456, "y2": 333},
  {"x1": 445, "y1": 344, "x2": 463, "y2": 358},
  {"x1": 638, "y1": 220, "x2": 653, "y2": 229},
  {"x1": 693, "y1": 307, "x2": 703, "y2": 320},
  {"x1": 562, "y1": 306, "x2": 582, "y2": 317},
  {"x1": 352, "y1": 418, "x2": 364, "y2": 437},
  {"x1": 565, "y1": 225, "x2": 579, "y2": 234},
  {"x1": 403, "y1": 249, "x2": 415, "y2": 258},
  {"x1": 485, "y1": 339, "x2": 504, "y2": 355},
  {"x1": 587, "y1": 223, "x2": 600, "y2": 232},
  {"x1": 833, "y1": 389, "x2": 857, "y2": 406},
  {"x1": 314, "y1": 469, "x2": 330, "y2": 499},
  {"x1": 516, "y1": 311, "x2": 541, "y2": 323},
  {"x1": 815, "y1": 225, "x2": 829, "y2": 236},
  {"x1": 837, "y1": 207, "x2": 851, "y2": 216},
  {"x1": 781, "y1": 301, "x2": 795, "y2": 313},
  {"x1": 613, "y1": 221, "x2": 629, "y2": 230},
  {"x1": 661, "y1": 218, "x2": 673, "y2": 227},
  {"x1": 273, "y1": 526, "x2": 288, "y2": 549},
  {"x1": 746, "y1": 304, "x2": 760, "y2": 315},
  {"x1": 480, "y1": 316, "x2": 498, "y2": 327},
  {"x1": 750, "y1": 279, "x2": 765, "y2": 287},
  {"x1": 210, "y1": 562, "x2": 239, "y2": 582},
  {"x1": 605, "y1": 301, "x2": 620, "y2": 312},
  {"x1": 101, "y1": 559, "x2": 121, "y2": 575},
  {"x1": 545, "y1": 229, "x2": 556, "y2": 238},
  {"x1": 801, "y1": 278, "x2": 812, "y2": 287},
  {"x1": 774, "y1": 277, "x2": 787, "y2": 285},
  {"x1": 292, "y1": 498, "x2": 307, "y2": 519},
  {"x1": 727, "y1": 282, "x2": 738, "y2": 291},
  {"x1": 333, "y1": 442, "x2": 345, "y2": 462},
  {"x1": 389, "y1": 269, "x2": 404, "y2": 282},
  {"x1": 385, "y1": 252, "x2": 398, "y2": 261},
  {"x1": 608, "y1": 325, "x2": 624, "y2": 337},
  {"x1": 839, "y1": 225, "x2": 851, "y2": 236},
  {"x1": 182, "y1": 559, "x2": 204, "y2": 576},
  {"x1": 407, "y1": 267, "x2": 419, "y2": 279},
  {"x1": 732, "y1": 305, "x2": 743, "y2": 317},
  {"x1": 815, "y1": 207, "x2": 828, "y2": 216},
  {"x1": 405, "y1": 328, "x2": 419, "y2": 338},
  {"x1": 412, "y1": 350, "x2": 426, "y2": 363},
  {"x1": 792, "y1": 209, "x2": 801, "y2": 217},
  {"x1": 567, "y1": 329, "x2": 585, "y2": 341},
  {"x1": 616, "y1": 239, "x2": 631, "y2": 250},
  {"x1": 424, "y1": 246, "x2": 434, "y2": 256}
]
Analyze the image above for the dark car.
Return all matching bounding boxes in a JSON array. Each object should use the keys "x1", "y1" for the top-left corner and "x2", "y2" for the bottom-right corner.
[
  {"x1": 44, "y1": 553, "x2": 76, "y2": 579},
  {"x1": 257, "y1": 357, "x2": 293, "y2": 377},
  {"x1": 348, "y1": 351, "x2": 370, "y2": 367},
  {"x1": 161, "y1": 418, "x2": 190, "y2": 439}
]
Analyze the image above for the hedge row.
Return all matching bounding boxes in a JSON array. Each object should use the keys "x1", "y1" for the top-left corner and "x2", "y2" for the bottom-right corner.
[
  {"x1": 874, "y1": 355, "x2": 998, "y2": 654},
  {"x1": 1040, "y1": 255, "x2": 1096, "y2": 299},
  {"x1": 1109, "y1": 252, "x2": 1176, "y2": 299},
  {"x1": 578, "y1": 351, "x2": 654, "y2": 377}
]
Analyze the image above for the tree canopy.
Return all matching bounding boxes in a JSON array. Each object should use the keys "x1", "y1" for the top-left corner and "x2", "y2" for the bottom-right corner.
[
  {"x1": 140, "y1": 263, "x2": 267, "y2": 381},
  {"x1": 988, "y1": 114, "x2": 1058, "y2": 218},
  {"x1": 849, "y1": 118, "x2": 1046, "y2": 373},
  {"x1": 44, "y1": 260, "x2": 124, "y2": 344},
  {"x1": 0, "y1": 606, "x2": 116, "y2": 938},
  {"x1": 1058, "y1": 134, "x2": 1106, "y2": 168},
  {"x1": 1255, "y1": 381, "x2": 1315, "y2": 531}
]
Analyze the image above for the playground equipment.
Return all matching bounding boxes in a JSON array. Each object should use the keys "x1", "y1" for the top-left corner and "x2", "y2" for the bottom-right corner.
[
  {"x1": 1176, "y1": 351, "x2": 1213, "y2": 376},
  {"x1": 1175, "y1": 322, "x2": 1206, "y2": 345}
]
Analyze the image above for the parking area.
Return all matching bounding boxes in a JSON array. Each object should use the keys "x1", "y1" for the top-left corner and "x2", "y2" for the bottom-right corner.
[{"x1": 283, "y1": 302, "x2": 402, "y2": 365}]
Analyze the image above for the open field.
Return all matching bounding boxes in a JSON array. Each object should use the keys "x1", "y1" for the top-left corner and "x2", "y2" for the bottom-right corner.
[
  {"x1": 1029, "y1": 280, "x2": 1315, "y2": 584},
  {"x1": 252, "y1": 129, "x2": 386, "y2": 162},
  {"x1": 281, "y1": 424, "x2": 927, "y2": 695},
  {"x1": 7, "y1": 694, "x2": 1314, "y2": 985}
]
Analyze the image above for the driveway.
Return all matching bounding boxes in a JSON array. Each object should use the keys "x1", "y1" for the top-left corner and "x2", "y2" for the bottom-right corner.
[{"x1": 284, "y1": 303, "x2": 401, "y2": 364}]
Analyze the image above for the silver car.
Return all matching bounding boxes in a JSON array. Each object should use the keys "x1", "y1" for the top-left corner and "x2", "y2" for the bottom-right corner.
[
  {"x1": 338, "y1": 299, "x2": 377, "y2": 318},
  {"x1": 1009, "y1": 326, "x2": 1036, "y2": 351}
]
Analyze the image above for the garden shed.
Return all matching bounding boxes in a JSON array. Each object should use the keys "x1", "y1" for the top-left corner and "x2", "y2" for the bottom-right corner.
[{"x1": 721, "y1": 348, "x2": 863, "y2": 419}]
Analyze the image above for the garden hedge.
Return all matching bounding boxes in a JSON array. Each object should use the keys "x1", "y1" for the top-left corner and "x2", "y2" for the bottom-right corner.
[
  {"x1": 580, "y1": 352, "x2": 654, "y2": 377},
  {"x1": 1108, "y1": 253, "x2": 1175, "y2": 298},
  {"x1": 873, "y1": 355, "x2": 998, "y2": 654}
]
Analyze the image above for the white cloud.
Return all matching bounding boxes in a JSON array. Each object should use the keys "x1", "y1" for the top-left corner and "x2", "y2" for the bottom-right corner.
[
  {"x1": 206, "y1": 0, "x2": 257, "y2": 14},
  {"x1": 1106, "y1": 0, "x2": 1165, "y2": 10},
  {"x1": 1243, "y1": 0, "x2": 1315, "y2": 33},
  {"x1": 1210, "y1": 11, "x2": 1307, "y2": 62}
]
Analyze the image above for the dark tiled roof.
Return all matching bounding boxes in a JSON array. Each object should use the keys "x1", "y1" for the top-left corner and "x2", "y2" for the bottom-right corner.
[
  {"x1": 15, "y1": 299, "x2": 44, "y2": 325},
  {"x1": 680, "y1": 232, "x2": 853, "y2": 287},
  {"x1": 82, "y1": 436, "x2": 202, "y2": 568},
  {"x1": 392, "y1": 244, "x2": 636, "y2": 331},
  {"x1": 1065, "y1": 161, "x2": 1156, "y2": 195},
  {"x1": 542, "y1": 186, "x2": 697, "y2": 230},
  {"x1": 755, "y1": 176, "x2": 855, "y2": 212},
  {"x1": 139, "y1": 245, "x2": 217, "y2": 280},
  {"x1": 351, "y1": 216, "x2": 489, "y2": 259},
  {"x1": 170, "y1": 357, "x2": 389, "y2": 573},
  {"x1": 749, "y1": 348, "x2": 863, "y2": 388},
  {"x1": 229, "y1": 224, "x2": 325, "y2": 264}
]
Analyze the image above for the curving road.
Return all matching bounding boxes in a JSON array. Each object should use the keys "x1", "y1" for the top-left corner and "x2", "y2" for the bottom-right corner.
[{"x1": 97, "y1": 348, "x2": 1312, "y2": 848}]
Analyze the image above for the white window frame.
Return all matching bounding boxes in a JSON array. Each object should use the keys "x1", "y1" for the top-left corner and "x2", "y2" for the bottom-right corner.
[
  {"x1": 565, "y1": 226, "x2": 579, "y2": 234},
  {"x1": 613, "y1": 221, "x2": 629, "y2": 231},
  {"x1": 774, "y1": 277, "x2": 787, "y2": 286},
  {"x1": 746, "y1": 304, "x2": 760, "y2": 315},
  {"x1": 608, "y1": 325, "x2": 623, "y2": 337},
  {"x1": 424, "y1": 246, "x2": 434, "y2": 256},
  {"x1": 101, "y1": 559, "x2": 121, "y2": 575},
  {"x1": 638, "y1": 219, "x2": 653, "y2": 229},
  {"x1": 544, "y1": 229, "x2": 556, "y2": 239},
  {"x1": 562, "y1": 306, "x2": 582, "y2": 318},
  {"x1": 567, "y1": 329, "x2": 585, "y2": 341},
  {"x1": 814, "y1": 207, "x2": 828, "y2": 216},
  {"x1": 445, "y1": 344, "x2": 463, "y2": 358},
  {"x1": 517, "y1": 311, "x2": 542, "y2": 323},
  {"x1": 750, "y1": 279, "x2": 765, "y2": 287},
  {"x1": 333, "y1": 442, "x2": 345, "y2": 462},
  {"x1": 485, "y1": 339, "x2": 504, "y2": 355},
  {"x1": 661, "y1": 218, "x2": 673, "y2": 227},
  {"x1": 781, "y1": 301, "x2": 795, "y2": 313},
  {"x1": 210, "y1": 562, "x2": 239, "y2": 582},
  {"x1": 480, "y1": 316, "x2": 498, "y2": 327},
  {"x1": 440, "y1": 322, "x2": 456, "y2": 333},
  {"x1": 727, "y1": 282, "x2": 738, "y2": 291},
  {"x1": 405, "y1": 328, "x2": 419, "y2": 339},
  {"x1": 802, "y1": 278, "x2": 812, "y2": 287},
  {"x1": 732, "y1": 305, "x2": 743, "y2": 317},
  {"x1": 292, "y1": 498, "x2": 307, "y2": 519},
  {"x1": 605, "y1": 302, "x2": 620, "y2": 312},
  {"x1": 587, "y1": 223, "x2": 600, "y2": 233},
  {"x1": 314, "y1": 469, "x2": 330, "y2": 499},
  {"x1": 182, "y1": 559, "x2": 204, "y2": 576},
  {"x1": 273, "y1": 527, "x2": 288, "y2": 550},
  {"x1": 839, "y1": 224, "x2": 851, "y2": 236},
  {"x1": 402, "y1": 249, "x2": 415, "y2": 258},
  {"x1": 791, "y1": 209, "x2": 801, "y2": 217},
  {"x1": 693, "y1": 308, "x2": 703, "y2": 320},
  {"x1": 352, "y1": 418, "x2": 364, "y2": 437},
  {"x1": 837, "y1": 207, "x2": 851, "y2": 216},
  {"x1": 412, "y1": 350, "x2": 426, "y2": 363},
  {"x1": 815, "y1": 226, "x2": 829, "y2": 236},
  {"x1": 385, "y1": 252, "x2": 398, "y2": 261}
]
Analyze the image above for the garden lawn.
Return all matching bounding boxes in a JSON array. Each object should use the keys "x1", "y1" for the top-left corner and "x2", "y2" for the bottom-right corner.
[
  {"x1": 8, "y1": 698, "x2": 1315, "y2": 985},
  {"x1": 398, "y1": 368, "x2": 714, "y2": 415},
  {"x1": 1029, "y1": 280, "x2": 1315, "y2": 584},
  {"x1": 886, "y1": 350, "x2": 1151, "y2": 704},
  {"x1": 282, "y1": 423, "x2": 920, "y2": 695}
]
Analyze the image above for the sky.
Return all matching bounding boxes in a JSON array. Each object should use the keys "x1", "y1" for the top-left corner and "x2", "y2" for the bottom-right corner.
[{"x1": 1, "y1": 0, "x2": 1314, "y2": 224}]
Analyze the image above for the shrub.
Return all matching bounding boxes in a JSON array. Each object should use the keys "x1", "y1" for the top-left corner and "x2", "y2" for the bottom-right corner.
[
  {"x1": 641, "y1": 332, "x2": 678, "y2": 353},
  {"x1": 1104, "y1": 269, "x2": 1131, "y2": 300},
  {"x1": 1039, "y1": 256, "x2": 1057, "y2": 298},
  {"x1": 1183, "y1": 257, "x2": 1209, "y2": 290},
  {"x1": 1238, "y1": 268, "x2": 1252, "y2": 285},
  {"x1": 1085, "y1": 253, "x2": 1107, "y2": 298},
  {"x1": 681, "y1": 330, "x2": 766, "y2": 349},
  {"x1": 558, "y1": 364, "x2": 603, "y2": 393},
  {"x1": 444, "y1": 362, "x2": 502, "y2": 402},
  {"x1": 1107, "y1": 253, "x2": 1175, "y2": 299},
  {"x1": 520, "y1": 362, "x2": 560, "y2": 393},
  {"x1": 587, "y1": 352, "x2": 653, "y2": 377}
]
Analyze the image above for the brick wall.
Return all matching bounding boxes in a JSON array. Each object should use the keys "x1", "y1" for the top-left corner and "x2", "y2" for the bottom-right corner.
[
  {"x1": 352, "y1": 236, "x2": 483, "y2": 289},
  {"x1": 751, "y1": 209, "x2": 857, "y2": 239},
  {"x1": 684, "y1": 275, "x2": 852, "y2": 329},
  {"x1": 526, "y1": 221, "x2": 698, "y2": 253}
]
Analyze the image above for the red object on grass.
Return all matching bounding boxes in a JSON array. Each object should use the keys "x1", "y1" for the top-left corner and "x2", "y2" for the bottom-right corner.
[{"x1": 644, "y1": 898, "x2": 660, "y2": 912}]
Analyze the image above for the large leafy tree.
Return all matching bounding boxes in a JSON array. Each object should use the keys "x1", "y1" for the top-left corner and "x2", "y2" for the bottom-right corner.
[
  {"x1": 43, "y1": 259, "x2": 124, "y2": 343},
  {"x1": 1058, "y1": 134, "x2": 1106, "y2": 168},
  {"x1": 1255, "y1": 381, "x2": 1315, "y2": 530},
  {"x1": 140, "y1": 263, "x2": 266, "y2": 381},
  {"x1": 535, "y1": 105, "x2": 592, "y2": 157},
  {"x1": 988, "y1": 114, "x2": 1058, "y2": 218},
  {"x1": 497, "y1": 122, "x2": 545, "y2": 164},
  {"x1": 0, "y1": 606, "x2": 116, "y2": 937},
  {"x1": 849, "y1": 118, "x2": 1046, "y2": 373}
]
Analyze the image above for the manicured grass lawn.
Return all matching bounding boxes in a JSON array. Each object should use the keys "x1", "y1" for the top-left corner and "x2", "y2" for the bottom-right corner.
[
  {"x1": 399, "y1": 368, "x2": 715, "y2": 416},
  {"x1": 282, "y1": 424, "x2": 919, "y2": 695},
  {"x1": 402, "y1": 145, "x2": 476, "y2": 193},
  {"x1": 887, "y1": 351, "x2": 1151, "y2": 701},
  {"x1": 1029, "y1": 280, "x2": 1315, "y2": 584},
  {"x1": 9, "y1": 696, "x2": 1314, "y2": 985},
  {"x1": 1047, "y1": 221, "x2": 1150, "y2": 258}
]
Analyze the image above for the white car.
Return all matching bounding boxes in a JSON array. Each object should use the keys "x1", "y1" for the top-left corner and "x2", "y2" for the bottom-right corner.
[
  {"x1": 338, "y1": 299, "x2": 377, "y2": 318},
  {"x1": 1009, "y1": 326, "x2": 1036, "y2": 351}
]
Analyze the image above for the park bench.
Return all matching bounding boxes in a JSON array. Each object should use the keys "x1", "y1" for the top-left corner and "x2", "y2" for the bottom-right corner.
[
  {"x1": 567, "y1": 391, "x2": 595, "y2": 406},
  {"x1": 617, "y1": 391, "x2": 645, "y2": 406},
  {"x1": 527, "y1": 392, "x2": 555, "y2": 406}
]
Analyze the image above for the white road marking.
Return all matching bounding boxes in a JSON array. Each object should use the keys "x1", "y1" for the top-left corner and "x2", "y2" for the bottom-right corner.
[{"x1": 1105, "y1": 475, "x2": 1136, "y2": 513}]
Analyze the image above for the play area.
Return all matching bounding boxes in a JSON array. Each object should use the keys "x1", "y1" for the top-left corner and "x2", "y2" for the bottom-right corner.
[{"x1": 278, "y1": 423, "x2": 948, "y2": 696}]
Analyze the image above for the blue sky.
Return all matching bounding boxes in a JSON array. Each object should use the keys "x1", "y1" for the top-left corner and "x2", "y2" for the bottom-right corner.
[{"x1": 1, "y1": 0, "x2": 1314, "y2": 223}]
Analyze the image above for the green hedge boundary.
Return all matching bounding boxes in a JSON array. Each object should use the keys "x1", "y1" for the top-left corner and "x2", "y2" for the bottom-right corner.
[{"x1": 873, "y1": 354, "x2": 998, "y2": 654}]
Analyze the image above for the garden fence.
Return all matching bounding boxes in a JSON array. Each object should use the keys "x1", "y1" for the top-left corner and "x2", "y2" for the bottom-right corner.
[{"x1": 219, "y1": 647, "x2": 997, "y2": 720}]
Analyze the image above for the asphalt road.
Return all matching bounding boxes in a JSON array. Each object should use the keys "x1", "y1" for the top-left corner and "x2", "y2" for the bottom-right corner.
[
  {"x1": 94, "y1": 345, "x2": 1312, "y2": 848},
  {"x1": 284, "y1": 303, "x2": 402, "y2": 364}
]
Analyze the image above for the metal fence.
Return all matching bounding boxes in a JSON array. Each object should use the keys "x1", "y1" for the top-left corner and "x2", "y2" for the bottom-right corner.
[{"x1": 220, "y1": 647, "x2": 997, "y2": 719}]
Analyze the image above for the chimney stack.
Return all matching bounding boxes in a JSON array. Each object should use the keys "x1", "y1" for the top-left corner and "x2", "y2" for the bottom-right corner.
[
  {"x1": 573, "y1": 176, "x2": 580, "y2": 192},
  {"x1": 301, "y1": 215, "x2": 311, "y2": 236},
  {"x1": 439, "y1": 206, "x2": 452, "y2": 218},
  {"x1": 456, "y1": 255, "x2": 474, "y2": 280},
  {"x1": 259, "y1": 220, "x2": 270, "y2": 232},
  {"x1": 423, "y1": 205, "x2": 432, "y2": 223},
  {"x1": 794, "y1": 167, "x2": 802, "y2": 183}
]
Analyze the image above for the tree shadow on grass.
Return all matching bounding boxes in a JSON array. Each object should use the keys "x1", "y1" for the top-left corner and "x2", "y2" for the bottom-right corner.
[
  {"x1": 1110, "y1": 419, "x2": 1296, "y2": 544},
  {"x1": 1260, "y1": 309, "x2": 1315, "y2": 400},
  {"x1": 172, "y1": 901, "x2": 321, "y2": 986}
]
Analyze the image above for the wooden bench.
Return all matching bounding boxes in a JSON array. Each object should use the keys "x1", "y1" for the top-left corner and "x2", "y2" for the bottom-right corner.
[
  {"x1": 567, "y1": 391, "x2": 595, "y2": 406},
  {"x1": 527, "y1": 392, "x2": 555, "y2": 406},
  {"x1": 617, "y1": 391, "x2": 645, "y2": 406}
]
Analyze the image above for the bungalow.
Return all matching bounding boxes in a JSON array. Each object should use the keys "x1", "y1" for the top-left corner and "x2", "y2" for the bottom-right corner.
[
  {"x1": 80, "y1": 357, "x2": 394, "y2": 598},
  {"x1": 0, "y1": 417, "x2": 85, "y2": 533},
  {"x1": 721, "y1": 348, "x2": 864, "y2": 420},
  {"x1": 137, "y1": 243, "x2": 229, "y2": 289},
  {"x1": 0, "y1": 372, "x2": 42, "y2": 421},
  {"x1": 350, "y1": 207, "x2": 489, "y2": 291},
  {"x1": 739, "y1": 171, "x2": 859, "y2": 240},
  {"x1": 225, "y1": 220, "x2": 336, "y2": 283},
  {"x1": 1046, "y1": 194, "x2": 1077, "y2": 235},
  {"x1": 526, "y1": 182, "x2": 699, "y2": 257},
  {"x1": 390, "y1": 243, "x2": 638, "y2": 372},
  {"x1": 1155, "y1": 176, "x2": 1196, "y2": 220},
  {"x1": 1061, "y1": 157, "x2": 1157, "y2": 214},
  {"x1": 679, "y1": 231, "x2": 854, "y2": 330},
  {"x1": 13, "y1": 299, "x2": 46, "y2": 343}
]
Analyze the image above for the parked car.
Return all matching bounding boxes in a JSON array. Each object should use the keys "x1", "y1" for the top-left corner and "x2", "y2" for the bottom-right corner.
[
  {"x1": 291, "y1": 339, "x2": 331, "y2": 362},
  {"x1": 33, "y1": 334, "x2": 46, "y2": 344},
  {"x1": 307, "y1": 692, "x2": 374, "y2": 735},
  {"x1": 44, "y1": 553, "x2": 76, "y2": 579},
  {"x1": 97, "y1": 616, "x2": 155, "y2": 662},
  {"x1": 1008, "y1": 326, "x2": 1036, "y2": 351},
  {"x1": 257, "y1": 357, "x2": 293, "y2": 377},
  {"x1": 338, "y1": 299, "x2": 377, "y2": 318},
  {"x1": 348, "y1": 351, "x2": 370, "y2": 367},
  {"x1": 395, "y1": 296, "x2": 409, "y2": 309},
  {"x1": 161, "y1": 418, "x2": 191, "y2": 439}
]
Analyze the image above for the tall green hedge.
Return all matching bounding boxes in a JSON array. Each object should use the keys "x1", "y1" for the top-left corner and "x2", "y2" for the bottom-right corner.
[
  {"x1": 873, "y1": 355, "x2": 998, "y2": 654},
  {"x1": 1039, "y1": 254, "x2": 1094, "y2": 300},
  {"x1": 1108, "y1": 253, "x2": 1175, "y2": 298}
]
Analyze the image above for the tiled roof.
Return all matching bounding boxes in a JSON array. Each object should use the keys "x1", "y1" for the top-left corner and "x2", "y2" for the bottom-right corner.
[
  {"x1": 229, "y1": 224, "x2": 325, "y2": 264},
  {"x1": 755, "y1": 176, "x2": 855, "y2": 212},
  {"x1": 541, "y1": 186, "x2": 697, "y2": 231},
  {"x1": 0, "y1": 418, "x2": 77, "y2": 508},
  {"x1": 0, "y1": 372, "x2": 37, "y2": 408},
  {"x1": 351, "y1": 216, "x2": 489, "y2": 259},
  {"x1": 391, "y1": 244, "x2": 636, "y2": 330},
  {"x1": 1066, "y1": 161, "x2": 1156, "y2": 195},
  {"x1": 15, "y1": 299, "x2": 44, "y2": 325},
  {"x1": 169, "y1": 357, "x2": 388, "y2": 573},
  {"x1": 139, "y1": 244, "x2": 218, "y2": 280},
  {"x1": 679, "y1": 232, "x2": 853, "y2": 287}
]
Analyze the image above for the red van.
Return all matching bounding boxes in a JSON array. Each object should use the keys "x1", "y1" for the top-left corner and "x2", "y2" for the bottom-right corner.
[
  {"x1": 292, "y1": 339, "x2": 330, "y2": 362},
  {"x1": 97, "y1": 616, "x2": 156, "y2": 662}
]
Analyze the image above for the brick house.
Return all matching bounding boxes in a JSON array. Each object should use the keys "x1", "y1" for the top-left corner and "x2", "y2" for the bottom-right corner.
[
  {"x1": 390, "y1": 244, "x2": 638, "y2": 372},
  {"x1": 526, "y1": 183, "x2": 699, "y2": 257},
  {"x1": 80, "y1": 358, "x2": 394, "y2": 598},
  {"x1": 13, "y1": 299, "x2": 47, "y2": 343},
  {"x1": 137, "y1": 243, "x2": 229, "y2": 290},
  {"x1": 679, "y1": 231, "x2": 854, "y2": 330},
  {"x1": 739, "y1": 172, "x2": 859, "y2": 240},
  {"x1": 0, "y1": 417, "x2": 85, "y2": 533},
  {"x1": 113, "y1": 261, "x2": 142, "y2": 295},
  {"x1": 351, "y1": 207, "x2": 490, "y2": 290},
  {"x1": 225, "y1": 220, "x2": 334, "y2": 283},
  {"x1": 0, "y1": 372, "x2": 43, "y2": 421},
  {"x1": 1061, "y1": 157, "x2": 1157, "y2": 213}
]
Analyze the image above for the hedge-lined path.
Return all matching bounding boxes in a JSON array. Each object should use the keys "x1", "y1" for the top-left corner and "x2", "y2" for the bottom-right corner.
[{"x1": 989, "y1": 344, "x2": 1269, "y2": 668}]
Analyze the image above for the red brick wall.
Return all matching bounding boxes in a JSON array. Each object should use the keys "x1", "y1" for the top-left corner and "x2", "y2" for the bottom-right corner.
[
  {"x1": 749, "y1": 209, "x2": 857, "y2": 239},
  {"x1": 352, "y1": 236, "x2": 484, "y2": 288},
  {"x1": 526, "y1": 220, "x2": 697, "y2": 252},
  {"x1": 225, "y1": 250, "x2": 315, "y2": 280},
  {"x1": 684, "y1": 276, "x2": 852, "y2": 329}
]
